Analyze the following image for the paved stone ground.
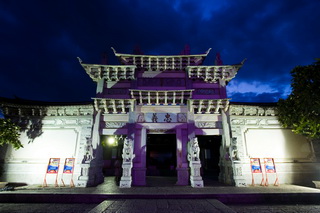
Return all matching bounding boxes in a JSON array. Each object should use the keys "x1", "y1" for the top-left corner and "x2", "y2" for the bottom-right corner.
[
  {"x1": 89, "y1": 199, "x2": 235, "y2": 213},
  {"x1": 8, "y1": 176, "x2": 320, "y2": 195},
  {"x1": 2, "y1": 177, "x2": 320, "y2": 212},
  {"x1": 0, "y1": 203, "x2": 96, "y2": 213},
  {"x1": 230, "y1": 204, "x2": 320, "y2": 213},
  {"x1": 2, "y1": 201, "x2": 320, "y2": 213}
]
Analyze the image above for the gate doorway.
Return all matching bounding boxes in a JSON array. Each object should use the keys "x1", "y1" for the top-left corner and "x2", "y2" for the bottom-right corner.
[
  {"x1": 197, "y1": 135, "x2": 222, "y2": 180},
  {"x1": 101, "y1": 135, "x2": 124, "y2": 178},
  {"x1": 146, "y1": 134, "x2": 177, "y2": 177}
]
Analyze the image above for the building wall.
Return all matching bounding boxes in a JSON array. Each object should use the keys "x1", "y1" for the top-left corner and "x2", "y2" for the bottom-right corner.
[
  {"x1": 0, "y1": 103, "x2": 94, "y2": 186},
  {"x1": 229, "y1": 104, "x2": 320, "y2": 186},
  {"x1": 1, "y1": 101, "x2": 319, "y2": 187}
]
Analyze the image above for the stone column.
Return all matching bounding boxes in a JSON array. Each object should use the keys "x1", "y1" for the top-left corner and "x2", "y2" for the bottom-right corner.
[
  {"x1": 132, "y1": 126, "x2": 147, "y2": 186},
  {"x1": 220, "y1": 110, "x2": 234, "y2": 185},
  {"x1": 176, "y1": 128, "x2": 189, "y2": 185},
  {"x1": 78, "y1": 110, "x2": 104, "y2": 187}
]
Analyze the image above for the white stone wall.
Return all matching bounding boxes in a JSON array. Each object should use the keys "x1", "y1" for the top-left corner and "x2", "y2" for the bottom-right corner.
[
  {"x1": 0, "y1": 104, "x2": 94, "y2": 186},
  {"x1": 229, "y1": 104, "x2": 320, "y2": 186}
]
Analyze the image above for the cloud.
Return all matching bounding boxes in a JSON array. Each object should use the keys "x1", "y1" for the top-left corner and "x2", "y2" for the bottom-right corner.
[
  {"x1": 227, "y1": 80, "x2": 291, "y2": 102},
  {"x1": 230, "y1": 92, "x2": 283, "y2": 103},
  {"x1": 0, "y1": 0, "x2": 319, "y2": 102}
]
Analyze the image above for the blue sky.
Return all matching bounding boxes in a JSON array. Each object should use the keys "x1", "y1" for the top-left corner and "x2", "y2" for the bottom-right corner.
[{"x1": 0, "y1": 0, "x2": 319, "y2": 102}]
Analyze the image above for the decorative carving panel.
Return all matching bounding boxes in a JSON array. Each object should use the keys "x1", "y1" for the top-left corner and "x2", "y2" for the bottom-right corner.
[
  {"x1": 230, "y1": 105, "x2": 278, "y2": 116},
  {"x1": 105, "y1": 122, "x2": 126, "y2": 128},
  {"x1": 136, "y1": 113, "x2": 187, "y2": 123},
  {"x1": 195, "y1": 121, "x2": 222, "y2": 128},
  {"x1": 1, "y1": 102, "x2": 94, "y2": 117}
]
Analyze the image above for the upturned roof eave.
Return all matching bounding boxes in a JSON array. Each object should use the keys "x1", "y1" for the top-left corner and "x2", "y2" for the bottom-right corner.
[{"x1": 111, "y1": 47, "x2": 212, "y2": 58}]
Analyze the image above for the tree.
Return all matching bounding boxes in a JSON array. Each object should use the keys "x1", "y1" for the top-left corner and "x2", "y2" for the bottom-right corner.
[
  {"x1": 0, "y1": 118, "x2": 23, "y2": 149},
  {"x1": 278, "y1": 59, "x2": 320, "y2": 139}
]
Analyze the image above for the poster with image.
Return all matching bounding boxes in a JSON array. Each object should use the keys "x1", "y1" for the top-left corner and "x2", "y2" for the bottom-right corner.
[
  {"x1": 250, "y1": 158, "x2": 262, "y2": 173},
  {"x1": 264, "y1": 158, "x2": 276, "y2": 173},
  {"x1": 47, "y1": 158, "x2": 60, "y2": 173},
  {"x1": 63, "y1": 158, "x2": 75, "y2": 174}
]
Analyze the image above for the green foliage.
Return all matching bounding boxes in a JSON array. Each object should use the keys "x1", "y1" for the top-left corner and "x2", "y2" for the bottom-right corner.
[
  {"x1": 0, "y1": 118, "x2": 23, "y2": 149},
  {"x1": 278, "y1": 59, "x2": 320, "y2": 138}
]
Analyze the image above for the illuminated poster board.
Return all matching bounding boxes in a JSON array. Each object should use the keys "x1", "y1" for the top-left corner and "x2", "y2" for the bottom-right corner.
[
  {"x1": 250, "y1": 158, "x2": 264, "y2": 186},
  {"x1": 43, "y1": 158, "x2": 60, "y2": 187},
  {"x1": 63, "y1": 158, "x2": 75, "y2": 173},
  {"x1": 47, "y1": 158, "x2": 60, "y2": 173},
  {"x1": 264, "y1": 158, "x2": 276, "y2": 173},
  {"x1": 264, "y1": 158, "x2": 279, "y2": 186},
  {"x1": 250, "y1": 158, "x2": 262, "y2": 173},
  {"x1": 61, "y1": 158, "x2": 75, "y2": 187}
]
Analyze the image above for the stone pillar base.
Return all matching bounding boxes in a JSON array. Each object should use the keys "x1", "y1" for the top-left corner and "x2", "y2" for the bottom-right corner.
[
  {"x1": 76, "y1": 177, "x2": 88, "y2": 187},
  {"x1": 234, "y1": 178, "x2": 247, "y2": 187},
  {"x1": 76, "y1": 164, "x2": 90, "y2": 187},
  {"x1": 132, "y1": 167, "x2": 146, "y2": 186},
  {"x1": 190, "y1": 176, "x2": 204, "y2": 187},
  {"x1": 176, "y1": 168, "x2": 189, "y2": 185},
  {"x1": 189, "y1": 161, "x2": 203, "y2": 188},
  {"x1": 76, "y1": 163, "x2": 104, "y2": 187},
  {"x1": 120, "y1": 162, "x2": 133, "y2": 188},
  {"x1": 120, "y1": 177, "x2": 132, "y2": 188}
]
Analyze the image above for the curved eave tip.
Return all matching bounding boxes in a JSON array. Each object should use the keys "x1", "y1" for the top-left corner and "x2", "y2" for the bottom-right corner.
[
  {"x1": 206, "y1": 48, "x2": 212, "y2": 55},
  {"x1": 77, "y1": 57, "x2": 83, "y2": 64},
  {"x1": 111, "y1": 47, "x2": 117, "y2": 54}
]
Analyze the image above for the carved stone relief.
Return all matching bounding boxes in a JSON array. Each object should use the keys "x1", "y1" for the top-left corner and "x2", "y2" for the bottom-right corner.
[
  {"x1": 105, "y1": 122, "x2": 126, "y2": 128},
  {"x1": 136, "y1": 113, "x2": 187, "y2": 123},
  {"x1": 177, "y1": 113, "x2": 187, "y2": 123},
  {"x1": 230, "y1": 105, "x2": 278, "y2": 116},
  {"x1": 195, "y1": 122, "x2": 221, "y2": 128}
]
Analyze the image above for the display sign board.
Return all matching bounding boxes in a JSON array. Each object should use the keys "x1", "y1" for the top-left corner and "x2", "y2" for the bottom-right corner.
[
  {"x1": 47, "y1": 158, "x2": 60, "y2": 173},
  {"x1": 264, "y1": 158, "x2": 279, "y2": 186},
  {"x1": 43, "y1": 158, "x2": 60, "y2": 187},
  {"x1": 264, "y1": 158, "x2": 276, "y2": 173},
  {"x1": 250, "y1": 158, "x2": 262, "y2": 173},
  {"x1": 61, "y1": 158, "x2": 75, "y2": 187},
  {"x1": 63, "y1": 158, "x2": 75, "y2": 173},
  {"x1": 250, "y1": 158, "x2": 264, "y2": 186}
]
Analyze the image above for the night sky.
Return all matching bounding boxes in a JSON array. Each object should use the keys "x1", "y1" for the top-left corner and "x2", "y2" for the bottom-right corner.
[{"x1": 1, "y1": 0, "x2": 319, "y2": 103}]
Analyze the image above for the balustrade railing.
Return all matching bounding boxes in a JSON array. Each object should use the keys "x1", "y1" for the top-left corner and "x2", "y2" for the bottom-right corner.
[{"x1": 130, "y1": 89, "x2": 193, "y2": 105}]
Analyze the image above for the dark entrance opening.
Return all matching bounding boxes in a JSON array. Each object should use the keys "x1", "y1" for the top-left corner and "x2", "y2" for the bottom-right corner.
[
  {"x1": 197, "y1": 135, "x2": 222, "y2": 180},
  {"x1": 146, "y1": 134, "x2": 177, "y2": 176},
  {"x1": 101, "y1": 135, "x2": 124, "y2": 178}
]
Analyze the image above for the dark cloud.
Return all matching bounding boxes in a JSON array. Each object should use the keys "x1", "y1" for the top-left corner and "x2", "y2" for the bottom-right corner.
[
  {"x1": 230, "y1": 92, "x2": 283, "y2": 103},
  {"x1": 0, "y1": 0, "x2": 319, "y2": 102}
]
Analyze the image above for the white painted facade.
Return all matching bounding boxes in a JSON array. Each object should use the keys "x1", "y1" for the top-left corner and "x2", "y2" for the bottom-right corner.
[
  {"x1": 229, "y1": 104, "x2": 320, "y2": 186},
  {"x1": 1, "y1": 48, "x2": 319, "y2": 188},
  {"x1": 0, "y1": 101, "x2": 98, "y2": 186},
  {"x1": 1, "y1": 100, "x2": 319, "y2": 187}
]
